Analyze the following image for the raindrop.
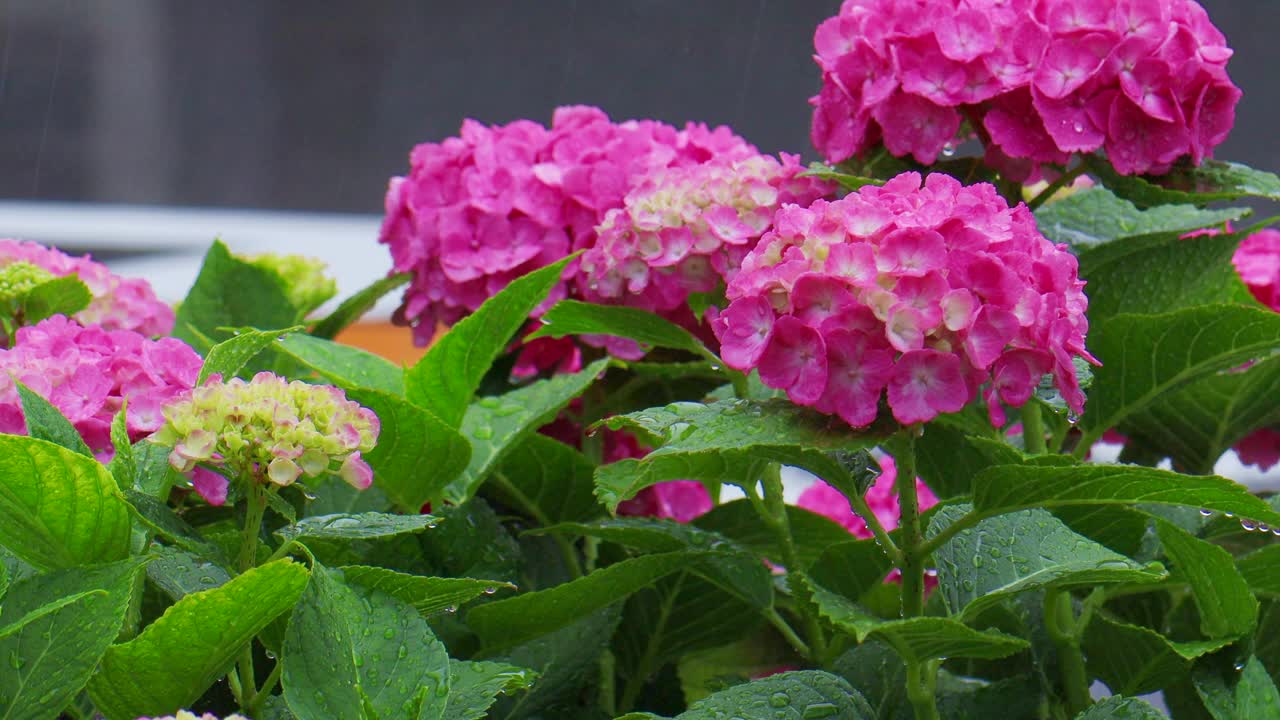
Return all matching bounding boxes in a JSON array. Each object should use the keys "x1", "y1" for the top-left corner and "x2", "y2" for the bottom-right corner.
[
  {"x1": 444, "y1": 605, "x2": 458, "y2": 613},
  {"x1": 473, "y1": 426, "x2": 494, "y2": 440},
  {"x1": 803, "y1": 703, "x2": 840, "y2": 718},
  {"x1": 972, "y1": 555, "x2": 985, "y2": 568},
  {"x1": 199, "y1": 576, "x2": 216, "y2": 584},
  {"x1": 354, "y1": 655, "x2": 365, "y2": 667},
  {"x1": 1260, "y1": 524, "x2": 1271, "y2": 533},
  {"x1": 1271, "y1": 527, "x2": 1280, "y2": 537},
  {"x1": 941, "y1": 143, "x2": 957, "y2": 158},
  {"x1": 478, "y1": 397, "x2": 501, "y2": 409},
  {"x1": 1199, "y1": 509, "x2": 1213, "y2": 517},
  {"x1": 1234, "y1": 661, "x2": 1246, "y2": 672},
  {"x1": 1225, "y1": 512, "x2": 1235, "y2": 518},
  {"x1": 1241, "y1": 519, "x2": 1258, "y2": 532},
  {"x1": 398, "y1": 645, "x2": 408, "y2": 659},
  {"x1": 1066, "y1": 412, "x2": 1080, "y2": 425},
  {"x1": 1072, "y1": 121, "x2": 1085, "y2": 133},
  {"x1": 483, "y1": 586, "x2": 498, "y2": 595},
  {"x1": 384, "y1": 628, "x2": 396, "y2": 639},
  {"x1": 496, "y1": 404, "x2": 522, "y2": 417},
  {"x1": 769, "y1": 692, "x2": 790, "y2": 708}
]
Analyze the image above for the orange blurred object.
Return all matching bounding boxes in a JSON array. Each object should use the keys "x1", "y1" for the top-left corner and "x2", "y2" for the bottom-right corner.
[{"x1": 333, "y1": 322, "x2": 437, "y2": 365}]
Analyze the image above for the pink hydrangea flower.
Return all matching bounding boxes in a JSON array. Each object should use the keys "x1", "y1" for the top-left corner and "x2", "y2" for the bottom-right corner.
[
  {"x1": 152, "y1": 372, "x2": 380, "y2": 504},
  {"x1": 796, "y1": 453, "x2": 938, "y2": 539},
  {"x1": 0, "y1": 315, "x2": 202, "y2": 460},
  {"x1": 1235, "y1": 428, "x2": 1280, "y2": 472},
  {"x1": 810, "y1": 0, "x2": 1241, "y2": 177},
  {"x1": 0, "y1": 239, "x2": 174, "y2": 340},
  {"x1": 379, "y1": 106, "x2": 757, "y2": 345},
  {"x1": 1233, "y1": 228, "x2": 1280, "y2": 312},
  {"x1": 599, "y1": 427, "x2": 713, "y2": 523},
  {"x1": 714, "y1": 172, "x2": 1095, "y2": 427},
  {"x1": 578, "y1": 152, "x2": 832, "y2": 316}
]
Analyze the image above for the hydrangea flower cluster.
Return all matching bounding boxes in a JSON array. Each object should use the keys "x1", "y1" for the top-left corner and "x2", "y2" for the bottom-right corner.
[
  {"x1": 1233, "y1": 228, "x2": 1280, "y2": 312},
  {"x1": 0, "y1": 315, "x2": 202, "y2": 459},
  {"x1": 153, "y1": 372, "x2": 380, "y2": 504},
  {"x1": 578, "y1": 153, "x2": 832, "y2": 314},
  {"x1": 796, "y1": 453, "x2": 938, "y2": 539},
  {"x1": 241, "y1": 252, "x2": 338, "y2": 315},
  {"x1": 714, "y1": 172, "x2": 1094, "y2": 427},
  {"x1": 379, "y1": 105, "x2": 757, "y2": 344},
  {"x1": 0, "y1": 239, "x2": 174, "y2": 339},
  {"x1": 810, "y1": 0, "x2": 1241, "y2": 177}
]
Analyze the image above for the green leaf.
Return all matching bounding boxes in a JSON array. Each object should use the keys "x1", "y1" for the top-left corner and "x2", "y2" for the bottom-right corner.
[
  {"x1": 972, "y1": 464, "x2": 1280, "y2": 528},
  {"x1": 119, "y1": 488, "x2": 226, "y2": 563},
  {"x1": 490, "y1": 607, "x2": 621, "y2": 720},
  {"x1": 488, "y1": 435, "x2": 602, "y2": 525},
  {"x1": 1084, "y1": 306, "x2": 1280, "y2": 439},
  {"x1": 1082, "y1": 614, "x2": 1233, "y2": 696},
  {"x1": 527, "y1": 300, "x2": 716, "y2": 360},
  {"x1": 467, "y1": 551, "x2": 713, "y2": 650},
  {"x1": 928, "y1": 505, "x2": 1165, "y2": 620},
  {"x1": 344, "y1": 387, "x2": 471, "y2": 511},
  {"x1": 805, "y1": 539, "x2": 894, "y2": 603},
  {"x1": 1236, "y1": 657, "x2": 1280, "y2": 719},
  {"x1": 173, "y1": 240, "x2": 302, "y2": 349},
  {"x1": 198, "y1": 325, "x2": 306, "y2": 384},
  {"x1": 1034, "y1": 186, "x2": 1246, "y2": 249},
  {"x1": 1088, "y1": 156, "x2": 1280, "y2": 206},
  {"x1": 13, "y1": 380, "x2": 92, "y2": 457},
  {"x1": 106, "y1": 407, "x2": 136, "y2": 489},
  {"x1": 536, "y1": 518, "x2": 773, "y2": 609},
  {"x1": 799, "y1": 162, "x2": 885, "y2": 191},
  {"x1": 808, "y1": 583, "x2": 1029, "y2": 663},
  {"x1": 130, "y1": 441, "x2": 184, "y2": 498},
  {"x1": 88, "y1": 559, "x2": 309, "y2": 720},
  {"x1": 915, "y1": 423, "x2": 1022, "y2": 499},
  {"x1": 676, "y1": 670, "x2": 874, "y2": 720},
  {"x1": 0, "y1": 435, "x2": 132, "y2": 569},
  {"x1": 275, "y1": 512, "x2": 440, "y2": 544},
  {"x1": 341, "y1": 565, "x2": 514, "y2": 616},
  {"x1": 1156, "y1": 520, "x2": 1258, "y2": 638},
  {"x1": 1118, "y1": 353, "x2": 1280, "y2": 475},
  {"x1": 282, "y1": 563, "x2": 451, "y2": 720},
  {"x1": 275, "y1": 332, "x2": 406, "y2": 395},
  {"x1": 421, "y1": 499, "x2": 521, "y2": 585},
  {"x1": 443, "y1": 660, "x2": 536, "y2": 720},
  {"x1": 406, "y1": 257, "x2": 574, "y2": 426},
  {"x1": 0, "y1": 558, "x2": 146, "y2": 720},
  {"x1": 596, "y1": 399, "x2": 880, "y2": 513},
  {"x1": 1238, "y1": 545, "x2": 1280, "y2": 597},
  {"x1": 1079, "y1": 227, "x2": 1256, "y2": 322},
  {"x1": 694, "y1": 500, "x2": 855, "y2": 570},
  {"x1": 444, "y1": 358, "x2": 609, "y2": 505},
  {"x1": 310, "y1": 272, "x2": 411, "y2": 340},
  {"x1": 20, "y1": 274, "x2": 91, "y2": 324},
  {"x1": 1073, "y1": 695, "x2": 1167, "y2": 719},
  {"x1": 146, "y1": 544, "x2": 231, "y2": 601}
]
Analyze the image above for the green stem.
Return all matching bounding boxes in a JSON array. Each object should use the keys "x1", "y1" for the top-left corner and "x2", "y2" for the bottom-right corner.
[
  {"x1": 1021, "y1": 402, "x2": 1047, "y2": 455},
  {"x1": 619, "y1": 574, "x2": 686, "y2": 713},
  {"x1": 758, "y1": 463, "x2": 827, "y2": 661},
  {"x1": 1045, "y1": 589, "x2": 1092, "y2": 716},
  {"x1": 847, "y1": 492, "x2": 902, "y2": 565},
  {"x1": 728, "y1": 368, "x2": 751, "y2": 399},
  {"x1": 245, "y1": 660, "x2": 283, "y2": 717},
  {"x1": 905, "y1": 658, "x2": 941, "y2": 720},
  {"x1": 598, "y1": 650, "x2": 618, "y2": 717},
  {"x1": 888, "y1": 432, "x2": 926, "y2": 618},
  {"x1": 235, "y1": 481, "x2": 267, "y2": 709},
  {"x1": 1071, "y1": 428, "x2": 1102, "y2": 461},
  {"x1": 765, "y1": 608, "x2": 812, "y2": 659},
  {"x1": 1026, "y1": 164, "x2": 1087, "y2": 211}
]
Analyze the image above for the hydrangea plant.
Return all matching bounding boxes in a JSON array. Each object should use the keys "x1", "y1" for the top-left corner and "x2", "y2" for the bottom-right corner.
[{"x1": 2, "y1": 2, "x2": 1280, "y2": 720}]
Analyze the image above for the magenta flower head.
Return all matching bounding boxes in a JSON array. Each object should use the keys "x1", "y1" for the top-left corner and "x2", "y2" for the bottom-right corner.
[
  {"x1": 578, "y1": 152, "x2": 834, "y2": 315},
  {"x1": 0, "y1": 315, "x2": 202, "y2": 459},
  {"x1": 713, "y1": 172, "x2": 1095, "y2": 427},
  {"x1": 810, "y1": 0, "x2": 1241, "y2": 177},
  {"x1": 797, "y1": 454, "x2": 938, "y2": 538},
  {"x1": 379, "y1": 105, "x2": 757, "y2": 345},
  {"x1": 1233, "y1": 229, "x2": 1280, "y2": 313},
  {"x1": 0, "y1": 239, "x2": 174, "y2": 339},
  {"x1": 152, "y1": 372, "x2": 380, "y2": 504}
]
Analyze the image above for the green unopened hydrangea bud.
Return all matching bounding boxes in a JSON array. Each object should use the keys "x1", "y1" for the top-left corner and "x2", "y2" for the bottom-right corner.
[
  {"x1": 153, "y1": 371, "x2": 379, "y2": 491},
  {"x1": 241, "y1": 252, "x2": 338, "y2": 314},
  {"x1": 0, "y1": 262, "x2": 55, "y2": 304}
]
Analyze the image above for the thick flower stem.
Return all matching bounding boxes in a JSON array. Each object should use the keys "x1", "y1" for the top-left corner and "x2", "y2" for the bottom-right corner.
[
  {"x1": 234, "y1": 480, "x2": 267, "y2": 709},
  {"x1": 1021, "y1": 401, "x2": 1048, "y2": 455},
  {"x1": 888, "y1": 432, "x2": 926, "y2": 618},
  {"x1": 1045, "y1": 589, "x2": 1092, "y2": 716},
  {"x1": 1026, "y1": 163, "x2": 1087, "y2": 211},
  {"x1": 758, "y1": 463, "x2": 827, "y2": 662},
  {"x1": 906, "y1": 658, "x2": 941, "y2": 720}
]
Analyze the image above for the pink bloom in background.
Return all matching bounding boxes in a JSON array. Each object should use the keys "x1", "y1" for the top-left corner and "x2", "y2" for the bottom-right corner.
[
  {"x1": 1236, "y1": 428, "x2": 1280, "y2": 472},
  {"x1": 810, "y1": 0, "x2": 1241, "y2": 178},
  {"x1": 379, "y1": 106, "x2": 760, "y2": 346},
  {"x1": 0, "y1": 239, "x2": 174, "y2": 339},
  {"x1": 714, "y1": 172, "x2": 1095, "y2": 428},
  {"x1": 578, "y1": 152, "x2": 833, "y2": 315},
  {"x1": 1233, "y1": 228, "x2": 1280, "y2": 312},
  {"x1": 0, "y1": 315, "x2": 202, "y2": 459},
  {"x1": 604, "y1": 427, "x2": 714, "y2": 523},
  {"x1": 796, "y1": 454, "x2": 938, "y2": 539}
]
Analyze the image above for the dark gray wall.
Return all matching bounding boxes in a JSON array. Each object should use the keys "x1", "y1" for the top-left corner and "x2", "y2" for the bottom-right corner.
[{"x1": 0, "y1": 1, "x2": 1274, "y2": 213}]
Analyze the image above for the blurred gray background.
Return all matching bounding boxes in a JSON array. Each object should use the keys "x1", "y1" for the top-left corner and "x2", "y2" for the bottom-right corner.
[{"x1": 1, "y1": 0, "x2": 1275, "y2": 214}]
